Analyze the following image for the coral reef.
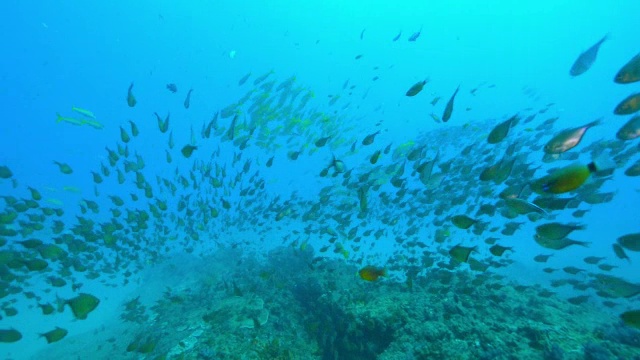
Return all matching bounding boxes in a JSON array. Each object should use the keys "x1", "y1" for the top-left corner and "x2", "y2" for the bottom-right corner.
[{"x1": 30, "y1": 247, "x2": 640, "y2": 359}]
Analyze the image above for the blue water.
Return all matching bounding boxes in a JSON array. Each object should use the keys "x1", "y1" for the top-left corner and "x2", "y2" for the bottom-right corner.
[{"x1": 1, "y1": 1, "x2": 640, "y2": 359}]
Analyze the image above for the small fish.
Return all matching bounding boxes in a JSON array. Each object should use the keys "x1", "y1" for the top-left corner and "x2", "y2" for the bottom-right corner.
[
  {"x1": 181, "y1": 145, "x2": 197, "y2": 158},
  {"x1": 71, "y1": 106, "x2": 96, "y2": 119},
  {"x1": 360, "y1": 29, "x2": 365, "y2": 40},
  {"x1": 184, "y1": 89, "x2": 193, "y2": 109},
  {"x1": 533, "y1": 254, "x2": 553, "y2": 263},
  {"x1": 238, "y1": 72, "x2": 251, "y2": 86},
  {"x1": 534, "y1": 235, "x2": 589, "y2": 250},
  {"x1": 227, "y1": 113, "x2": 238, "y2": 140},
  {"x1": 288, "y1": 150, "x2": 301, "y2": 160},
  {"x1": 405, "y1": 80, "x2": 428, "y2": 97},
  {"x1": 617, "y1": 233, "x2": 640, "y2": 252},
  {"x1": 598, "y1": 263, "x2": 617, "y2": 271},
  {"x1": 120, "y1": 126, "x2": 130, "y2": 143},
  {"x1": 614, "y1": 92, "x2": 640, "y2": 115},
  {"x1": 535, "y1": 223, "x2": 585, "y2": 240},
  {"x1": 53, "y1": 161, "x2": 73, "y2": 175},
  {"x1": 449, "y1": 244, "x2": 476, "y2": 263},
  {"x1": 544, "y1": 119, "x2": 600, "y2": 154},
  {"x1": 362, "y1": 130, "x2": 381, "y2": 145},
  {"x1": 80, "y1": 118, "x2": 104, "y2": 129},
  {"x1": 567, "y1": 295, "x2": 589, "y2": 305},
  {"x1": 569, "y1": 34, "x2": 608, "y2": 77},
  {"x1": 562, "y1": 266, "x2": 584, "y2": 275},
  {"x1": 392, "y1": 31, "x2": 402, "y2": 41},
  {"x1": 504, "y1": 198, "x2": 548, "y2": 216},
  {"x1": 56, "y1": 113, "x2": 104, "y2": 129},
  {"x1": 369, "y1": 150, "x2": 381, "y2": 164},
  {"x1": 612, "y1": 243, "x2": 630, "y2": 262},
  {"x1": 0, "y1": 166, "x2": 12, "y2": 179},
  {"x1": 489, "y1": 244, "x2": 512, "y2": 257},
  {"x1": 616, "y1": 115, "x2": 640, "y2": 140},
  {"x1": 129, "y1": 120, "x2": 139, "y2": 137},
  {"x1": 357, "y1": 186, "x2": 368, "y2": 213},
  {"x1": 583, "y1": 256, "x2": 605, "y2": 265},
  {"x1": 614, "y1": 53, "x2": 640, "y2": 84},
  {"x1": 625, "y1": 159, "x2": 640, "y2": 177},
  {"x1": 330, "y1": 155, "x2": 346, "y2": 173},
  {"x1": 315, "y1": 136, "x2": 331, "y2": 147},
  {"x1": 166, "y1": 83, "x2": 177, "y2": 93},
  {"x1": 38, "y1": 303, "x2": 55, "y2": 315},
  {"x1": 358, "y1": 266, "x2": 385, "y2": 281},
  {"x1": 408, "y1": 26, "x2": 422, "y2": 42},
  {"x1": 126, "y1": 82, "x2": 137, "y2": 107},
  {"x1": 155, "y1": 112, "x2": 170, "y2": 133},
  {"x1": 442, "y1": 86, "x2": 460, "y2": 122},
  {"x1": 620, "y1": 310, "x2": 640, "y2": 329},
  {"x1": 40, "y1": 327, "x2": 68, "y2": 344},
  {"x1": 383, "y1": 143, "x2": 392, "y2": 155},
  {"x1": 487, "y1": 115, "x2": 518, "y2": 144},
  {"x1": 63, "y1": 293, "x2": 100, "y2": 320},
  {"x1": 253, "y1": 70, "x2": 274, "y2": 85},
  {"x1": 451, "y1": 214, "x2": 478, "y2": 229},
  {"x1": 0, "y1": 329, "x2": 22, "y2": 343}
]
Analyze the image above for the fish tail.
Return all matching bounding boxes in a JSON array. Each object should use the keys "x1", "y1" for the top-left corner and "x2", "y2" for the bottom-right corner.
[{"x1": 55, "y1": 113, "x2": 63, "y2": 123}]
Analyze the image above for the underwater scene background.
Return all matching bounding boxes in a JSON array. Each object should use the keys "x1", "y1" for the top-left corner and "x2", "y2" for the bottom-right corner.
[{"x1": 1, "y1": 0, "x2": 640, "y2": 359}]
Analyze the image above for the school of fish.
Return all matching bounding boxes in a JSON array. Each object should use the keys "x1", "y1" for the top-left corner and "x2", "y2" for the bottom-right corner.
[{"x1": 1, "y1": 32, "x2": 640, "y2": 348}]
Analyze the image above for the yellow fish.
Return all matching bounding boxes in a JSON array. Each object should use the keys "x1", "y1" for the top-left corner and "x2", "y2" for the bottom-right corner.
[
  {"x1": 531, "y1": 153, "x2": 614, "y2": 194},
  {"x1": 71, "y1": 106, "x2": 96, "y2": 119},
  {"x1": 81, "y1": 119, "x2": 104, "y2": 129},
  {"x1": 56, "y1": 113, "x2": 104, "y2": 129},
  {"x1": 358, "y1": 266, "x2": 386, "y2": 281},
  {"x1": 56, "y1": 113, "x2": 84, "y2": 126}
]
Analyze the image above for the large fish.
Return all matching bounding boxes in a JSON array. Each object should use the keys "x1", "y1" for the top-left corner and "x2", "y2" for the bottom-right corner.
[
  {"x1": 616, "y1": 115, "x2": 640, "y2": 140},
  {"x1": 569, "y1": 35, "x2": 608, "y2": 77},
  {"x1": 614, "y1": 93, "x2": 640, "y2": 115},
  {"x1": 614, "y1": 53, "x2": 640, "y2": 84},
  {"x1": 544, "y1": 119, "x2": 599, "y2": 154},
  {"x1": 531, "y1": 153, "x2": 614, "y2": 194}
]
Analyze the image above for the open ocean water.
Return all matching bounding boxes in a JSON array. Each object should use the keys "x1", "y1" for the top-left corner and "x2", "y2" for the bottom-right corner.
[{"x1": 1, "y1": 1, "x2": 640, "y2": 359}]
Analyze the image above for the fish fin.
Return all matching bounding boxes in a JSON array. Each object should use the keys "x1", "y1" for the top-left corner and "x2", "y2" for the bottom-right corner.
[
  {"x1": 599, "y1": 33, "x2": 610, "y2": 45},
  {"x1": 585, "y1": 119, "x2": 602, "y2": 128},
  {"x1": 592, "y1": 152, "x2": 615, "y2": 172}
]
